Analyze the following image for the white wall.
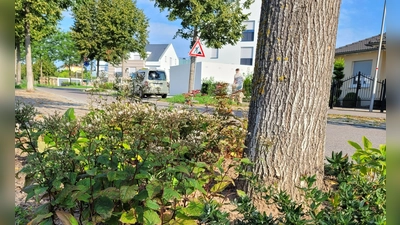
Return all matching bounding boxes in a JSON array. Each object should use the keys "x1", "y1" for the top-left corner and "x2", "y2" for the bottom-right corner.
[{"x1": 169, "y1": 61, "x2": 253, "y2": 95}]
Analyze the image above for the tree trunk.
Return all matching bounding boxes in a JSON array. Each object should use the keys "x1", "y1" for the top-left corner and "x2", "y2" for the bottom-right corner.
[
  {"x1": 24, "y1": 3, "x2": 34, "y2": 92},
  {"x1": 40, "y1": 60, "x2": 43, "y2": 78},
  {"x1": 188, "y1": 29, "x2": 198, "y2": 93},
  {"x1": 244, "y1": 0, "x2": 341, "y2": 201},
  {"x1": 96, "y1": 59, "x2": 100, "y2": 77},
  {"x1": 17, "y1": 43, "x2": 22, "y2": 85},
  {"x1": 121, "y1": 55, "x2": 126, "y2": 80}
]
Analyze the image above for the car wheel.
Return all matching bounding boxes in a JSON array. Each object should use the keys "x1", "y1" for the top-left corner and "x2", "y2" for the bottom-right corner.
[{"x1": 162, "y1": 94, "x2": 167, "y2": 98}]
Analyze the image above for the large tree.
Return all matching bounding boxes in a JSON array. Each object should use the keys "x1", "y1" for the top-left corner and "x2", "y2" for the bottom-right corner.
[
  {"x1": 71, "y1": 0, "x2": 102, "y2": 77},
  {"x1": 98, "y1": 0, "x2": 148, "y2": 78},
  {"x1": 153, "y1": 0, "x2": 253, "y2": 92},
  {"x1": 52, "y1": 31, "x2": 81, "y2": 80},
  {"x1": 15, "y1": 0, "x2": 74, "y2": 91},
  {"x1": 72, "y1": 0, "x2": 148, "y2": 78},
  {"x1": 244, "y1": 0, "x2": 341, "y2": 200}
]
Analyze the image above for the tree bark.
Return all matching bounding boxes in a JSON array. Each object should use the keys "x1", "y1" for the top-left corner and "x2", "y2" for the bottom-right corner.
[
  {"x1": 188, "y1": 29, "x2": 198, "y2": 93},
  {"x1": 244, "y1": 0, "x2": 341, "y2": 200},
  {"x1": 24, "y1": 3, "x2": 34, "y2": 91}
]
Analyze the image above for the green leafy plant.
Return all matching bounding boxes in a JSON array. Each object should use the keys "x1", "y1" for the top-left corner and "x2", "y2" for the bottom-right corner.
[
  {"x1": 15, "y1": 96, "x2": 247, "y2": 224},
  {"x1": 243, "y1": 74, "x2": 252, "y2": 100}
]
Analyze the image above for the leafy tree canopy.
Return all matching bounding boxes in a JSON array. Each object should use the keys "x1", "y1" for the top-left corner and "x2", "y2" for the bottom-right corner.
[{"x1": 153, "y1": 0, "x2": 254, "y2": 47}]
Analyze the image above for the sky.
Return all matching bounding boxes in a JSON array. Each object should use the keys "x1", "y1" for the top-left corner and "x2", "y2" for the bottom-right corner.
[{"x1": 59, "y1": 0, "x2": 386, "y2": 58}]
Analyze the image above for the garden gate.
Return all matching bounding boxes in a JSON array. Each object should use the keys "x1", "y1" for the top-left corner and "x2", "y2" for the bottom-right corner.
[{"x1": 329, "y1": 71, "x2": 386, "y2": 112}]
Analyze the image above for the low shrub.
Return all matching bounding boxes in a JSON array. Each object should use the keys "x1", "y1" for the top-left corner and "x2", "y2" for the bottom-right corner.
[
  {"x1": 15, "y1": 98, "x2": 247, "y2": 224},
  {"x1": 243, "y1": 74, "x2": 252, "y2": 100},
  {"x1": 343, "y1": 92, "x2": 361, "y2": 108},
  {"x1": 15, "y1": 79, "x2": 27, "y2": 89},
  {"x1": 201, "y1": 77, "x2": 217, "y2": 96}
]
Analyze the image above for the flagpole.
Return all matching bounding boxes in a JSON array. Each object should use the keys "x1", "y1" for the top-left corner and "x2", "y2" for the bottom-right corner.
[{"x1": 369, "y1": 0, "x2": 386, "y2": 112}]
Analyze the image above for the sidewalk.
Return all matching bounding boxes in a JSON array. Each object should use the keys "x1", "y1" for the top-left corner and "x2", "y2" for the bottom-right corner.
[{"x1": 328, "y1": 107, "x2": 386, "y2": 119}]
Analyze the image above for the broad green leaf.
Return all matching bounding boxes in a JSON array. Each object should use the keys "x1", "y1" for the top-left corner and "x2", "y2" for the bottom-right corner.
[
  {"x1": 27, "y1": 213, "x2": 53, "y2": 225},
  {"x1": 93, "y1": 187, "x2": 120, "y2": 200},
  {"x1": 236, "y1": 189, "x2": 247, "y2": 198},
  {"x1": 143, "y1": 209, "x2": 161, "y2": 225},
  {"x1": 210, "y1": 181, "x2": 231, "y2": 193},
  {"x1": 120, "y1": 185, "x2": 138, "y2": 203},
  {"x1": 55, "y1": 210, "x2": 79, "y2": 225},
  {"x1": 119, "y1": 210, "x2": 137, "y2": 224},
  {"x1": 163, "y1": 187, "x2": 181, "y2": 201},
  {"x1": 146, "y1": 182, "x2": 162, "y2": 198},
  {"x1": 107, "y1": 171, "x2": 128, "y2": 181},
  {"x1": 362, "y1": 136, "x2": 372, "y2": 149},
  {"x1": 122, "y1": 142, "x2": 131, "y2": 150},
  {"x1": 180, "y1": 201, "x2": 204, "y2": 217},
  {"x1": 240, "y1": 158, "x2": 252, "y2": 165},
  {"x1": 38, "y1": 218, "x2": 53, "y2": 225},
  {"x1": 168, "y1": 218, "x2": 197, "y2": 225},
  {"x1": 195, "y1": 162, "x2": 208, "y2": 168},
  {"x1": 175, "y1": 165, "x2": 190, "y2": 175},
  {"x1": 162, "y1": 137, "x2": 171, "y2": 143},
  {"x1": 145, "y1": 199, "x2": 160, "y2": 210},
  {"x1": 63, "y1": 108, "x2": 76, "y2": 121},
  {"x1": 348, "y1": 141, "x2": 362, "y2": 150},
  {"x1": 94, "y1": 196, "x2": 114, "y2": 219},
  {"x1": 86, "y1": 168, "x2": 97, "y2": 176}
]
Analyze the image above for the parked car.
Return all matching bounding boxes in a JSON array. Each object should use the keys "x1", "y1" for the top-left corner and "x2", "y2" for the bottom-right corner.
[{"x1": 130, "y1": 69, "x2": 169, "y2": 98}]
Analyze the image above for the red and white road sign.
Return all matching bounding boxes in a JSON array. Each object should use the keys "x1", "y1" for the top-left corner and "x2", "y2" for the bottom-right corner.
[{"x1": 189, "y1": 39, "x2": 205, "y2": 57}]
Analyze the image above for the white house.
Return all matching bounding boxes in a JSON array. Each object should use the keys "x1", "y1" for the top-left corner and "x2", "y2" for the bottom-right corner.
[
  {"x1": 197, "y1": 0, "x2": 262, "y2": 67},
  {"x1": 144, "y1": 44, "x2": 179, "y2": 80},
  {"x1": 90, "y1": 44, "x2": 179, "y2": 81}
]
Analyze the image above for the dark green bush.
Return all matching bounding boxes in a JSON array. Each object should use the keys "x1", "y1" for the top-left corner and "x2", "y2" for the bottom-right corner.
[
  {"x1": 243, "y1": 74, "x2": 252, "y2": 99},
  {"x1": 342, "y1": 92, "x2": 361, "y2": 108},
  {"x1": 201, "y1": 77, "x2": 217, "y2": 95}
]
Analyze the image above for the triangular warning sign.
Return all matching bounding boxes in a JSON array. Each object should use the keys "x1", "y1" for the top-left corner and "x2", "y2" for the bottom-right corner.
[{"x1": 189, "y1": 39, "x2": 205, "y2": 57}]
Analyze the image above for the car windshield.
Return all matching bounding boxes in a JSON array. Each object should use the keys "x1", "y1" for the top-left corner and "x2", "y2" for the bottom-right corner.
[{"x1": 148, "y1": 71, "x2": 166, "y2": 81}]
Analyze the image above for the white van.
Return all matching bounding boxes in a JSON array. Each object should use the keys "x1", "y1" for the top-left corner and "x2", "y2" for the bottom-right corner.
[{"x1": 130, "y1": 69, "x2": 169, "y2": 98}]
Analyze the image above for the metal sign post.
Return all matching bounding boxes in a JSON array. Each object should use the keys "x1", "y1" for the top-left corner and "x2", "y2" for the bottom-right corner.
[{"x1": 369, "y1": 0, "x2": 386, "y2": 112}]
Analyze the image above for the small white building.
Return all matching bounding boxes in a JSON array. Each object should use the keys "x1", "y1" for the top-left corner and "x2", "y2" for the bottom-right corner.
[{"x1": 89, "y1": 44, "x2": 179, "y2": 81}]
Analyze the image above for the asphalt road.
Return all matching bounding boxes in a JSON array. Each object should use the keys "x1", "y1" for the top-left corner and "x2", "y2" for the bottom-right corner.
[{"x1": 35, "y1": 87, "x2": 386, "y2": 158}]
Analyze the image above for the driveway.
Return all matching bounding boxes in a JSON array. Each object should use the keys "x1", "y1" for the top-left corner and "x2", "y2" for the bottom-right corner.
[{"x1": 27, "y1": 87, "x2": 387, "y2": 158}]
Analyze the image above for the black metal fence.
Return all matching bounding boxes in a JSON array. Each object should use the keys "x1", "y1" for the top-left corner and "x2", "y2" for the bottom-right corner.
[{"x1": 329, "y1": 71, "x2": 386, "y2": 112}]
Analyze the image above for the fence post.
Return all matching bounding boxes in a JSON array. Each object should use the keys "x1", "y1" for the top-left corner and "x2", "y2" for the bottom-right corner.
[
  {"x1": 380, "y1": 79, "x2": 386, "y2": 112},
  {"x1": 329, "y1": 81, "x2": 335, "y2": 109},
  {"x1": 354, "y1": 71, "x2": 361, "y2": 108}
]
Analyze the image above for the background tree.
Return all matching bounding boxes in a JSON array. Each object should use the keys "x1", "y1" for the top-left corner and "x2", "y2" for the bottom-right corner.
[
  {"x1": 52, "y1": 31, "x2": 81, "y2": 82},
  {"x1": 153, "y1": 0, "x2": 253, "y2": 92},
  {"x1": 33, "y1": 60, "x2": 57, "y2": 81},
  {"x1": 72, "y1": 0, "x2": 102, "y2": 77},
  {"x1": 32, "y1": 35, "x2": 58, "y2": 80},
  {"x1": 244, "y1": 0, "x2": 341, "y2": 200},
  {"x1": 15, "y1": 0, "x2": 74, "y2": 91},
  {"x1": 97, "y1": 0, "x2": 149, "y2": 78},
  {"x1": 333, "y1": 57, "x2": 345, "y2": 106}
]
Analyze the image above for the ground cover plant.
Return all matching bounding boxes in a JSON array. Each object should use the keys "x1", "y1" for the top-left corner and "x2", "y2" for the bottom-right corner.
[{"x1": 15, "y1": 85, "x2": 386, "y2": 224}]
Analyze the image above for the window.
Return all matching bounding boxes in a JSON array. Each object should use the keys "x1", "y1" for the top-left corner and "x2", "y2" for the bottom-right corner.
[
  {"x1": 165, "y1": 56, "x2": 167, "y2": 62},
  {"x1": 211, "y1": 49, "x2": 219, "y2": 58},
  {"x1": 170, "y1": 57, "x2": 173, "y2": 66},
  {"x1": 148, "y1": 71, "x2": 167, "y2": 81},
  {"x1": 352, "y1": 60, "x2": 372, "y2": 87},
  {"x1": 240, "y1": 47, "x2": 253, "y2": 65},
  {"x1": 242, "y1": 21, "x2": 255, "y2": 42}
]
